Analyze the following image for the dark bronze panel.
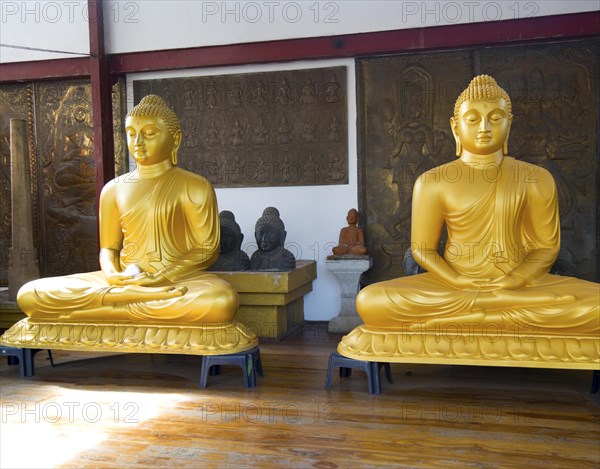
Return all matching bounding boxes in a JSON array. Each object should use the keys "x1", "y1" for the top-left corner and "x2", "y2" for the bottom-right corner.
[
  {"x1": 133, "y1": 67, "x2": 348, "y2": 187},
  {"x1": 358, "y1": 39, "x2": 599, "y2": 285},
  {"x1": 112, "y1": 77, "x2": 129, "y2": 177},
  {"x1": 35, "y1": 82, "x2": 98, "y2": 276},
  {"x1": 1, "y1": 78, "x2": 128, "y2": 282},
  {"x1": 33, "y1": 80, "x2": 129, "y2": 277},
  {"x1": 477, "y1": 41, "x2": 599, "y2": 281},
  {"x1": 358, "y1": 52, "x2": 472, "y2": 284}
]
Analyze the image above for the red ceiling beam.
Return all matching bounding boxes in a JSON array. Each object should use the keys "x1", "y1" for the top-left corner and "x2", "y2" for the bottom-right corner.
[
  {"x1": 0, "y1": 57, "x2": 89, "y2": 83},
  {"x1": 0, "y1": 11, "x2": 597, "y2": 83},
  {"x1": 110, "y1": 11, "x2": 599, "y2": 75}
]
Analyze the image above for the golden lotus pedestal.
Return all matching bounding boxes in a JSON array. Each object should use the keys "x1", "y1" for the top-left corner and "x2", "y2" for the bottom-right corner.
[
  {"x1": 337, "y1": 325, "x2": 600, "y2": 370},
  {"x1": 215, "y1": 260, "x2": 317, "y2": 340},
  {"x1": 0, "y1": 279, "x2": 262, "y2": 359}
]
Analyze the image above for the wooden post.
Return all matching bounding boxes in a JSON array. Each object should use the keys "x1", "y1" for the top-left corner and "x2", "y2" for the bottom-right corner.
[
  {"x1": 8, "y1": 119, "x2": 39, "y2": 300},
  {"x1": 88, "y1": 0, "x2": 115, "y2": 205}
]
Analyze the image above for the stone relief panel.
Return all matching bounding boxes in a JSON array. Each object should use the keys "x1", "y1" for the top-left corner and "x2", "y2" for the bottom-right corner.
[
  {"x1": 478, "y1": 41, "x2": 598, "y2": 281},
  {"x1": 359, "y1": 39, "x2": 599, "y2": 285},
  {"x1": 358, "y1": 52, "x2": 470, "y2": 284},
  {"x1": 133, "y1": 66, "x2": 348, "y2": 187},
  {"x1": 34, "y1": 80, "x2": 128, "y2": 277},
  {"x1": 1, "y1": 80, "x2": 127, "y2": 281},
  {"x1": 112, "y1": 77, "x2": 129, "y2": 178},
  {"x1": 35, "y1": 82, "x2": 98, "y2": 276}
]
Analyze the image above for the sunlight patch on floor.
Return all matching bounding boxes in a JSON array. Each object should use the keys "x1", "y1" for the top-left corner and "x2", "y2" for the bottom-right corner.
[{"x1": 0, "y1": 388, "x2": 189, "y2": 468}]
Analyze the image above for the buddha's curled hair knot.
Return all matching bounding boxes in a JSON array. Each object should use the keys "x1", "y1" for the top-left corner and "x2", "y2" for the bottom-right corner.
[
  {"x1": 220, "y1": 210, "x2": 242, "y2": 236},
  {"x1": 454, "y1": 75, "x2": 512, "y2": 119},
  {"x1": 256, "y1": 207, "x2": 285, "y2": 233},
  {"x1": 127, "y1": 95, "x2": 181, "y2": 138}
]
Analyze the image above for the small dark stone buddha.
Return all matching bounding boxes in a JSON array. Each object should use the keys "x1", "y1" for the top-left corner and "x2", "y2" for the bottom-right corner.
[
  {"x1": 209, "y1": 210, "x2": 250, "y2": 271},
  {"x1": 250, "y1": 207, "x2": 296, "y2": 271}
]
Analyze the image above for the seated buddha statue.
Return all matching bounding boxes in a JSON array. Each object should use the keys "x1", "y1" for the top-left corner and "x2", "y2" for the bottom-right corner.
[
  {"x1": 347, "y1": 75, "x2": 599, "y2": 339},
  {"x1": 331, "y1": 208, "x2": 368, "y2": 257},
  {"x1": 250, "y1": 207, "x2": 296, "y2": 271},
  {"x1": 16, "y1": 95, "x2": 239, "y2": 325}
]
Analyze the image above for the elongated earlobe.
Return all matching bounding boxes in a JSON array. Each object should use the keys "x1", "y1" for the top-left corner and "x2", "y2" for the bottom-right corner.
[
  {"x1": 503, "y1": 122, "x2": 511, "y2": 156},
  {"x1": 171, "y1": 130, "x2": 182, "y2": 165},
  {"x1": 450, "y1": 117, "x2": 461, "y2": 157}
]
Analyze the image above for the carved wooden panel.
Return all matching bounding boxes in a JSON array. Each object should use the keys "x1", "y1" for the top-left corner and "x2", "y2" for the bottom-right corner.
[
  {"x1": 359, "y1": 39, "x2": 599, "y2": 285},
  {"x1": 1, "y1": 80, "x2": 127, "y2": 281},
  {"x1": 477, "y1": 41, "x2": 599, "y2": 281},
  {"x1": 34, "y1": 82, "x2": 98, "y2": 276},
  {"x1": 133, "y1": 66, "x2": 348, "y2": 187},
  {"x1": 358, "y1": 52, "x2": 471, "y2": 284}
]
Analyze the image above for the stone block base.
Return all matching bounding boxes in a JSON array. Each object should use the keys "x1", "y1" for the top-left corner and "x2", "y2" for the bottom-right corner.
[{"x1": 215, "y1": 260, "x2": 317, "y2": 340}]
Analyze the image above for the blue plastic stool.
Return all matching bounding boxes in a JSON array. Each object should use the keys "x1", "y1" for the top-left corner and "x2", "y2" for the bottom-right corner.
[
  {"x1": 0, "y1": 346, "x2": 30, "y2": 377},
  {"x1": 28, "y1": 348, "x2": 55, "y2": 375},
  {"x1": 0, "y1": 347, "x2": 54, "y2": 377},
  {"x1": 200, "y1": 347, "x2": 263, "y2": 388},
  {"x1": 325, "y1": 352, "x2": 392, "y2": 394}
]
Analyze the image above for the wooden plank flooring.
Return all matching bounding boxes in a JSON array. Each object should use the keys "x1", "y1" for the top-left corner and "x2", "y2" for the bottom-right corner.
[{"x1": 1, "y1": 323, "x2": 598, "y2": 468}]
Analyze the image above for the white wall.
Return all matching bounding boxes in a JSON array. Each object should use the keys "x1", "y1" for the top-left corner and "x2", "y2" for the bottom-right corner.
[
  {"x1": 106, "y1": 0, "x2": 600, "y2": 54},
  {"x1": 0, "y1": 0, "x2": 90, "y2": 62},
  {"x1": 1, "y1": 1, "x2": 599, "y2": 63},
  {"x1": 126, "y1": 58, "x2": 356, "y2": 320}
]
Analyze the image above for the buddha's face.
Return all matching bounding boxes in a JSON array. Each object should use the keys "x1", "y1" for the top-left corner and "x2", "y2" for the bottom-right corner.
[
  {"x1": 451, "y1": 98, "x2": 511, "y2": 156},
  {"x1": 255, "y1": 225, "x2": 281, "y2": 252},
  {"x1": 347, "y1": 210, "x2": 358, "y2": 225},
  {"x1": 125, "y1": 115, "x2": 180, "y2": 166}
]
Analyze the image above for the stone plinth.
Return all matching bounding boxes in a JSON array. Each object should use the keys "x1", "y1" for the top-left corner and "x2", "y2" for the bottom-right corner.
[
  {"x1": 214, "y1": 260, "x2": 317, "y2": 340},
  {"x1": 325, "y1": 256, "x2": 373, "y2": 333}
]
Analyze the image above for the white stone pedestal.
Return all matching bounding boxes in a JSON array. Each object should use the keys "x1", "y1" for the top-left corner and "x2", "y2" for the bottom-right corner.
[{"x1": 325, "y1": 256, "x2": 373, "y2": 333}]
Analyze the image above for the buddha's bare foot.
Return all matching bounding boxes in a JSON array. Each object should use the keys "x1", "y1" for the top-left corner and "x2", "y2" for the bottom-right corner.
[{"x1": 104, "y1": 285, "x2": 187, "y2": 304}]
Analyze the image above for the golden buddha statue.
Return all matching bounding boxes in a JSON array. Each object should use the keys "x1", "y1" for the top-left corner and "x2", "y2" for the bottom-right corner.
[
  {"x1": 339, "y1": 75, "x2": 599, "y2": 360},
  {"x1": 14, "y1": 95, "x2": 243, "y2": 328}
]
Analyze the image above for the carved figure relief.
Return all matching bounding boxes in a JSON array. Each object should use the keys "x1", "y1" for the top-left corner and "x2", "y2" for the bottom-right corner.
[
  {"x1": 133, "y1": 67, "x2": 348, "y2": 187},
  {"x1": 37, "y1": 84, "x2": 98, "y2": 275},
  {"x1": 479, "y1": 41, "x2": 598, "y2": 281},
  {"x1": 1, "y1": 80, "x2": 127, "y2": 280}
]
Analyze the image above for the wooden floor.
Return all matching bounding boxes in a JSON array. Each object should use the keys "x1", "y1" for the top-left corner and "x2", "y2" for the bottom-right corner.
[{"x1": 1, "y1": 323, "x2": 598, "y2": 469}]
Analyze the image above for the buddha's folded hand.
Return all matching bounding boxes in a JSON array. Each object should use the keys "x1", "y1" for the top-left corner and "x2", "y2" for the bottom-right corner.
[
  {"x1": 479, "y1": 273, "x2": 528, "y2": 291},
  {"x1": 118, "y1": 271, "x2": 168, "y2": 287},
  {"x1": 443, "y1": 274, "x2": 492, "y2": 291},
  {"x1": 105, "y1": 272, "x2": 136, "y2": 286}
]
